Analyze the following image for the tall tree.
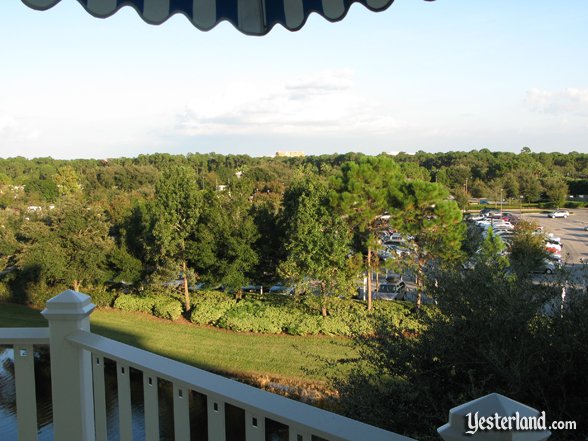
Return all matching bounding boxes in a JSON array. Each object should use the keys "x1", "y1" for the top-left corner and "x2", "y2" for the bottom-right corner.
[
  {"x1": 53, "y1": 165, "x2": 82, "y2": 197},
  {"x1": 508, "y1": 220, "x2": 549, "y2": 277},
  {"x1": 149, "y1": 167, "x2": 202, "y2": 310},
  {"x1": 279, "y1": 178, "x2": 353, "y2": 317},
  {"x1": 16, "y1": 199, "x2": 113, "y2": 291},
  {"x1": 331, "y1": 156, "x2": 402, "y2": 310},
  {"x1": 390, "y1": 180, "x2": 465, "y2": 306},
  {"x1": 188, "y1": 190, "x2": 259, "y2": 293},
  {"x1": 542, "y1": 176, "x2": 568, "y2": 208},
  {"x1": 518, "y1": 168, "x2": 543, "y2": 203}
]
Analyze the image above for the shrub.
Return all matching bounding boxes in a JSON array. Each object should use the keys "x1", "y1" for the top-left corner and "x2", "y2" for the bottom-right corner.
[
  {"x1": 114, "y1": 294, "x2": 155, "y2": 314},
  {"x1": 0, "y1": 281, "x2": 11, "y2": 302},
  {"x1": 325, "y1": 298, "x2": 372, "y2": 335},
  {"x1": 217, "y1": 301, "x2": 285, "y2": 334},
  {"x1": 285, "y1": 314, "x2": 322, "y2": 335},
  {"x1": 372, "y1": 301, "x2": 428, "y2": 335},
  {"x1": 189, "y1": 291, "x2": 236, "y2": 325},
  {"x1": 152, "y1": 296, "x2": 183, "y2": 320},
  {"x1": 85, "y1": 286, "x2": 118, "y2": 308},
  {"x1": 113, "y1": 293, "x2": 183, "y2": 320},
  {"x1": 320, "y1": 315, "x2": 352, "y2": 336},
  {"x1": 563, "y1": 201, "x2": 587, "y2": 208},
  {"x1": 189, "y1": 291, "x2": 427, "y2": 337}
]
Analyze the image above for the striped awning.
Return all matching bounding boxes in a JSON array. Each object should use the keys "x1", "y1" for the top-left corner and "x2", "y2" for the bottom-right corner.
[{"x1": 21, "y1": 0, "x2": 433, "y2": 36}]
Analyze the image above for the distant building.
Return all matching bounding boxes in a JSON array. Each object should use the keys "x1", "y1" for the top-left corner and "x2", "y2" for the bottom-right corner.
[
  {"x1": 276, "y1": 151, "x2": 304, "y2": 157},
  {"x1": 388, "y1": 151, "x2": 414, "y2": 156}
]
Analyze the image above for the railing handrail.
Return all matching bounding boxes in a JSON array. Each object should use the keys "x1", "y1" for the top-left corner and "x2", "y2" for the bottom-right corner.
[
  {"x1": 67, "y1": 329, "x2": 415, "y2": 441},
  {"x1": 0, "y1": 327, "x2": 50, "y2": 344}
]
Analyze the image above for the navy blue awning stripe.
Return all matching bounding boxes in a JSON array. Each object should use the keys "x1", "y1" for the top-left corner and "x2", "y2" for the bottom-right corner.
[{"x1": 21, "y1": 0, "x2": 433, "y2": 36}]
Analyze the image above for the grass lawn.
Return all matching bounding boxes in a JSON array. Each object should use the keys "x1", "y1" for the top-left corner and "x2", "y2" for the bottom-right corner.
[{"x1": 0, "y1": 303, "x2": 357, "y2": 387}]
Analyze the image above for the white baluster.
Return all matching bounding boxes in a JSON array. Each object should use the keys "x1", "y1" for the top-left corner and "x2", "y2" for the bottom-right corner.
[
  {"x1": 92, "y1": 354, "x2": 107, "y2": 441},
  {"x1": 143, "y1": 372, "x2": 160, "y2": 441},
  {"x1": 245, "y1": 410, "x2": 264, "y2": 441},
  {"x1": 173, "y1": 383, "x2": 190, "y2": 441},
  {"x1": 14, "y1": 344, "x2": 38, "y2": 441},
  {"x1": 207, "y1": 396, "x2": 226, "y2": 441},
  {"x1": 117, "y1": 362, "x2": 133, "y2": 441}
]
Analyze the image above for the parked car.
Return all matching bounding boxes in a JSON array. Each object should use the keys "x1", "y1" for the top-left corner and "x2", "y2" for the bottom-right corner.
[
  {"x1": 466, "y1": 214, "x2": 485, "y2": 222},
  {"x1": 387, "y1": 244, "x2": 411, "y2": 256},
  {"x1": 188, "y1": 282, "x2": 206, "y2": 291},
  {"x1": 268, "y1": 283, "x2": 295, "y2": 295},
  {"x1": 530, "y1": 259, "x2": 560, "y2": 274},
  {"x1": 242, "y1": 285, "x2": 264, "y2": 294},
  {"x1": 372, "y1": 278, "x2": 407, "y2": 301},
  {"x1": 545, "y1": 234, "x2": 562, "y2": 246},
  {"x1": 492, "y1": 221, "x2": 514, "y2": 230},
  {"x1": 105, "y1": 280, "x2": 134, "y2": 293},
  {"x1": 547, "y1": 210, "x2": 569, "y2": 218}
]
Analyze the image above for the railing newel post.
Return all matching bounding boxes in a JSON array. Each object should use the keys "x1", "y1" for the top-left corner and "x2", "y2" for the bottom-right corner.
[
  {"x1": 41, "y1": 290, "x2": 96, "y2": 441},
  {"x1": 437, "y1": 393, "x2": 551, "y2": 441}
]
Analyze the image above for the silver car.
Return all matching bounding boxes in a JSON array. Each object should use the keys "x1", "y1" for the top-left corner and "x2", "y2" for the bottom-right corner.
[
  {"x1": 373, "y1": 280, "x2": 407, "y2": 300},
  {"x1": 547, "y1": 210, "x2": 569, "y2": 218}
]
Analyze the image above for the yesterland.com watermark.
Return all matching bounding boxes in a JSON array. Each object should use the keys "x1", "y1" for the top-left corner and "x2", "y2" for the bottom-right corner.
[{"x1": 465, "y1": 411, "x2": 577, "y2": 435}]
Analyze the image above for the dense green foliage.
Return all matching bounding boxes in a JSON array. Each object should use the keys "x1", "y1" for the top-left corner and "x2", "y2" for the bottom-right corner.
[
  {"x1": 0, "y1": 151, "x2": 585, "y2": 439},
  {"x1": 114, "y1": 293, "x2": 183, "y2": 320},
  {"x1": 333, "y1": 243, "x2": 587, "y2": 441},
  {"x1": 279, "y1": 175, "x2": 355, "y2": 316},
  {"x1": 187, "y1": 290, "x2": 426, "y2": 337},
  {"x1": 0, "y1": 150, "x2": 581, "y2": 310}
]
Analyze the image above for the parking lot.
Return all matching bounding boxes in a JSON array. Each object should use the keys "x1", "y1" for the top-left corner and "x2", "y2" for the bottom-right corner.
[{"x1": 524, "y1": 208, "x2": 588, "y2": 264}]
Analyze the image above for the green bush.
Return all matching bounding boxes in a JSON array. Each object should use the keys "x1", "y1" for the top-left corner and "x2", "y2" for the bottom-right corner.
[
  {"x1": 190, "y1": 291, "x2": 236, "y2": 325},
  {"x1": 372, "y1": 301, "x2": 428, "y2": 335},
  {"x1": 187, "y1": 291, "x2": 427, "y2": 337},
  {"x1": 85, "y1": 286, "x2": 119, "y2": 308},
  {"x1": 217, "y1": 301, "x2": 285, "y2": 334},
  {"x1": 320, "y1": 315, "x2": 352, "y2": 336},
  {"x1": 113, "y1": 293, "x2": 183, "y2": 320},
  {"x1": 285, "y1": 314, "x2": 322, "y2": 335},
  {"x1": 563, "y1": 201, "x2": 587, "y2": 208},
  {"x1": 325, "y1": 298, "x2": 372, "y2": 335},
  {"x1": 152, "y1": 296, "x2": 183, "y2": 320},
  {"x1": 0, "y1": 281, "x2": 12, "y2": 302},
  {"x1": 114, "y1": 294, "x2": 155, "y2": 314}
]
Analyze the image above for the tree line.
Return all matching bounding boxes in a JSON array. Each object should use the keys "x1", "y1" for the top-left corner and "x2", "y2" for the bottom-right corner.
[{"x1": 0, "y1": 149, "x2": 582, "y2": 309}]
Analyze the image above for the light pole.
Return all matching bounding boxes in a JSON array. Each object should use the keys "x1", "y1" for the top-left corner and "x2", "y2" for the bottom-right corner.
[{"x1": 500, "y1": 188, "x2": 503, "y2": 215}]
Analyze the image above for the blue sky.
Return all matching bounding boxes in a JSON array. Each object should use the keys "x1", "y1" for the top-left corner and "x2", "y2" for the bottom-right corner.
[{"x1": 1, "y1": 0, "x2": 587, "y2": 159}]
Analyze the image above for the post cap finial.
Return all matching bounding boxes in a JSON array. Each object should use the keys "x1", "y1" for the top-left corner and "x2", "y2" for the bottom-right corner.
[
  {"x1": 41, "y1": 290, "x2": 95, "y2": 319},
  {"x1": 438, "y1": 393, "x2": 551, "y2": 440}
]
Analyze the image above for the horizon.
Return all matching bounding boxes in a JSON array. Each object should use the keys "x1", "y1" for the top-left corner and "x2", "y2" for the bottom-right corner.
[{"x1": 1, "y1": 147, "x2": 587, "y2": 162}]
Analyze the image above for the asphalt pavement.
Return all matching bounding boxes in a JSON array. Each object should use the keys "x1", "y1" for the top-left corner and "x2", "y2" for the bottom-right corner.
[{"x1": 524, "y1": 208, "x2": 588, "y2": 264}]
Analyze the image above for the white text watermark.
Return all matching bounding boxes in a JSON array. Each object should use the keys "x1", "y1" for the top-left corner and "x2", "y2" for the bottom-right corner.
[{"x1": 465, "y1": 411, "x2": 576, "y2": 435}]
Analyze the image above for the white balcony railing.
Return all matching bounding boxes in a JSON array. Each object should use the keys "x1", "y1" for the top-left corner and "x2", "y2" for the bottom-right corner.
[
  {"x1": 0, "y1": 290, "x2": 416, "y2": 441},
  {"x1": 0, "y1": 290, "x2": 553, "y2": 441}
]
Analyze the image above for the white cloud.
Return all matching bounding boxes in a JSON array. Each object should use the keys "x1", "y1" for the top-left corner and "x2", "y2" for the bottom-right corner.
[
  {"x1": 176, "y1": 69, "x2": 408, "y2": 138},
  {"x1": 525, "y1": 87, "x2": 588, "y2": 115},
  {"x1": 0, "y1": 115, "x2": 39, "y2": 143}
]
